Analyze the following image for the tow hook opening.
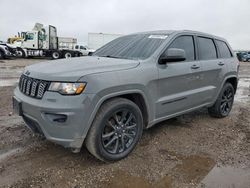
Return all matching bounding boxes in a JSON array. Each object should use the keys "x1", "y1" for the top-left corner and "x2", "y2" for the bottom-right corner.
[
  {"x1": 71, "y1": 148, "x2": 81, "y2": 153},
  {"x1": 45, "y1": 113, "x2": 67, "y2": 123}
]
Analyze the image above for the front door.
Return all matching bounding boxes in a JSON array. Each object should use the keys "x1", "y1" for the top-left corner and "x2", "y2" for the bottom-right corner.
[{"x1": 156, "y1": 35, "x2": 201, "y2": 119}]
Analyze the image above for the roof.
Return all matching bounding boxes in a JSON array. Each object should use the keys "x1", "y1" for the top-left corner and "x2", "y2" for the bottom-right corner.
[{"x1": 132, "y1": 30, "x2": 226, "y2": 41}]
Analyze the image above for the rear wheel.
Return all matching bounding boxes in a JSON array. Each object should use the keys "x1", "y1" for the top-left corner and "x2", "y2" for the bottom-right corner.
[
  {"x1": 51, "y1": 51, "x2": 60, "y2": 59},
  {"x1": 85, "y1": 98, "x2": 143, "y2": 162},
  {"x1": 208, "y1": 83, "x2": 235, "y2": 118},
  {"x1": 64, "y1": 52, "x2": 72, "y2": 58}
]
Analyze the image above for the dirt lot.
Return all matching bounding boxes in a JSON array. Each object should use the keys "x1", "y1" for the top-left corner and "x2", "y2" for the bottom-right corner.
[{"x1": 0, "y1": 59, "x2": 250, "y2": 188}]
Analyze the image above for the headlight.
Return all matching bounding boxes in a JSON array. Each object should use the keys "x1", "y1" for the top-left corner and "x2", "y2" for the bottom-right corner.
[{"x1": 48, "y1": 82, "x2": 87, "y2": 95}]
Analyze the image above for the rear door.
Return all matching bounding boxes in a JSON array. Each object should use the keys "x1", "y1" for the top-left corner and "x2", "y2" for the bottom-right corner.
[
  {"x1": 196, "y1": 36, "x2": 226, "y2": 103},
  {"x1": 156, "y1": 35, "x2": 202, "y2": 118}
]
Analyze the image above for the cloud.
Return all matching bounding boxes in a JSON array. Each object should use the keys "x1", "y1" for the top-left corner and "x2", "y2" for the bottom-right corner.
[{"x1": 0, "y1": 0, "x2": 249, "y2": 49}]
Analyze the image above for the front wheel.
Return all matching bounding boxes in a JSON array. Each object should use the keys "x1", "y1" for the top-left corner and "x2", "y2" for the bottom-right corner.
[
  {"x1": 208, "y1": 82, "x2": 235, "y2": 118},
  {"x1": 16, "y1": 48, "x2": 25, "y2": 58},
  {"x1": 85, "y1": 98, "x2": 143, "y2": 162},
  {"x1": 0, "y1": 50, "x2": 4, "y2": 59}
]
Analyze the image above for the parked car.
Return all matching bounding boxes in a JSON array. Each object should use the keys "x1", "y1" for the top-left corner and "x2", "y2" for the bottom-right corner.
[
  {"x1": 0, "y1": 42, "x2": 16, "y2": 59},
  {"x1": 74, "y1": 44, "x2": 95, "y2": 56},
  {"x1": 13, "y1": 30, "x2": 239, "y2": 162},
  {"x1": 243, "y1": 52, "x2": 250, "y2": 62}
]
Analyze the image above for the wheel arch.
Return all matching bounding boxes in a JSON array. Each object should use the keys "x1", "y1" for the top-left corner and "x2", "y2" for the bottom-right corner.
[
  {"x1": 224, "y1": 76, "x2": 238, "y2": 93},
  {"x1": 95, "y1": 90, "x2": 149, "y2": 127},
  {"x1": 83, "y1": 90, "x2": 150, "y2": 143},
  {"x1": 211, "y1": 75, "x2": 238, "y2": 107}
]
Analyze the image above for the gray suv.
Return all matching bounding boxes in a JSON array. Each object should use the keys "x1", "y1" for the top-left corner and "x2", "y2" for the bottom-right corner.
[{"x1": 13, "y1": 30, "x2": 239, "y2": 161}]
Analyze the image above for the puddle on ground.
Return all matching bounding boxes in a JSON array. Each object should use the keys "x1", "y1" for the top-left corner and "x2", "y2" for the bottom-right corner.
[
  {"x1": 104, "y1": 170, "x2": 172, "y2": 188},
  {"x1": 105, "y1": 155, "x2": 250, "y2": 188},
  {"x1": 200, "y1": 165, "x2": 250, "y2": 188},
  {"x1": 235, "y1": 78, "x2": 250, "y2": 103},
  {"x1": 0, "y1": 78, "x2": 18, "y2": 87},
  {"x1": 104, "y1": 155, "x2": 215, "y2": 188},
  {"x1": 0, "y1": 148, "x2": 21, "y2": 162},
  {"x1": 105, "y1": 170, "x2": 152, "y2": 188},
  {"x1": 173, "y1": 155, "x2": 215, "y2": 184}
]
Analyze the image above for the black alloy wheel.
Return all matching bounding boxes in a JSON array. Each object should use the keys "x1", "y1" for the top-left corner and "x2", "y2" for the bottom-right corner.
[
  {"x1": 220, "y1": 86, "x2": 234, "y2": 116},
  {"x1": 85, "y1": 98, "x2": 143, "y2": 162},
  {"x1": 101, "y1": 109, "x2": 138, "y2": 154},
  {"x1": 208, "y1": 82, "x2": 235, "y2": 118}
]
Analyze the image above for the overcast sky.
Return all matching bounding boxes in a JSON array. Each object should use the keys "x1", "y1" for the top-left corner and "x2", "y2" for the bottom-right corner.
[{"x1": 0, "y1": 0, "x2": 250, "y2": 50}]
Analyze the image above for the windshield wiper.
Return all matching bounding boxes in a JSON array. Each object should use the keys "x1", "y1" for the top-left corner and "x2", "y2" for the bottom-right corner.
[{"x1": 100, "y1": 55, "x2": 120, "y2": 59}]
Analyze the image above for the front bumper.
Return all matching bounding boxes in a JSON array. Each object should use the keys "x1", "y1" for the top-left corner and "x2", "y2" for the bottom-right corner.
[{"x1": 14, "y1": 87, "x2": 98, "y2": 149}]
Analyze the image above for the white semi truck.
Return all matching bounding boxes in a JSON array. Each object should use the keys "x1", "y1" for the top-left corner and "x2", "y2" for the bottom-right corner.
[{"x1": 13, "y1": 23, "x2": 84, "y2": 59}]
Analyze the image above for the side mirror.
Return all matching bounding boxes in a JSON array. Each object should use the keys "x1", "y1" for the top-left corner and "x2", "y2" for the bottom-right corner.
[{"x1": 159, "y1": 48, "x2": 186, "y2": 64}]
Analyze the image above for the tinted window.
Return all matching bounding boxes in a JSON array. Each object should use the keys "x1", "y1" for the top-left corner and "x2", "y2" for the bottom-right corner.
[
  {"x1": 216, "y1": 40, "x2": 232, "y2": 58},
  {"x1": 75, "y1": 45, "x2": 79, "y2": 49},
  {"x1": 168, "y1": 36, "x2": 195, "y2": 61},
  {"x1": 80, "y1": 46, "x2": 86, "y2": 50},
  {"x1": 26, "y1": 33, "x2": 34, "y2": 40},
  {"x1": 197, "y1": 37, "x2": 217, "y2": 60},
  {"x1": 93, "y1": 34, "x2": 167, "y2": 60}
]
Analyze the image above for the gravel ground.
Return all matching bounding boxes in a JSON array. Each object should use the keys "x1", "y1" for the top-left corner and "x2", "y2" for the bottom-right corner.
[{"x1": 0, "y1": 59, "x2": 250, "y2": 188}]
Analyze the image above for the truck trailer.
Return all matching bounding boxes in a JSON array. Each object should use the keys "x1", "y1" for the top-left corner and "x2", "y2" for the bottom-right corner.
[{"x1": 88, "y1": 32, "x2": 123, "y2": 50}]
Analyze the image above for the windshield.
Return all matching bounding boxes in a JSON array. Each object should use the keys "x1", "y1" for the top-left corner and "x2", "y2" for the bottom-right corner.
[
  {"x1": 93, "y1": 34, "x2": 168, "y2": 60},
  {"x1": 25, "y1": 33, "x2": 34, "y2": 41}
]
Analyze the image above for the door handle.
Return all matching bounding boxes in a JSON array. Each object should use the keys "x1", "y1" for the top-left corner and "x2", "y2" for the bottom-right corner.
[
  {"x1": 191, "y1": 64, "x2": 200, "y2": 69},
  {"x1": 218, "y1": 62, "x2": 225, "y2": 66}
]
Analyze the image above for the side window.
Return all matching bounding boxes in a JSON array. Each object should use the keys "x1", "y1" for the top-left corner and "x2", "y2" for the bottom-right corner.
[
  {"x1": 197, "y1": 37, "x2": 217, "y2": 60},
  {"x1": 168, "y1": 36, "x2": 195, "y2": 61},
  {"x1": 215, "y1": 40, "x2": 232, "y2": 58},
  {"x1": 75, "y1": 45, "x2": 79, "y2": 49},
  {"x1": 80, "y1": 46, "x2": 86, "y2": 50},
  {"x1": 26, "y1": 33, "x2": 34, "y2": 40}
]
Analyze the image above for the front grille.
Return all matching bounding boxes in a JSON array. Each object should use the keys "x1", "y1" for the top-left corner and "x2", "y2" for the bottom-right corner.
[{"x1": 19, "y1": 74, "x2": 50, "y2": 99}]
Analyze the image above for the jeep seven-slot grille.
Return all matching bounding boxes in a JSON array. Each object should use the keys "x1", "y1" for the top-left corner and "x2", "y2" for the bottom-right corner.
[{"x1": 19, "y1": 74, "x2": 50, "y2": 99}]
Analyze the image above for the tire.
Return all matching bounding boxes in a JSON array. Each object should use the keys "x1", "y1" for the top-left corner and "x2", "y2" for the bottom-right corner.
[
  {"x1": 51, "y1": 51, "x2": 60, "y2": 59},
  {"x1": 64, "y1": 52, "x2": 72, "y2": 58},
  {"x1": 16, "y1": 48, "x2": 25, "y2": 58},
  {"x1": 0, "y1": 50, "x2": 4, "y2": 59},
  {"x1": 85, "y1": 98, "x2": 143, "y2": 162},
  {"x1": 74, "y1": 52, "x2": 81, "y2": 57},
  {"x1": 208, "y1": 82, "x2": 235, "y2": 118}
]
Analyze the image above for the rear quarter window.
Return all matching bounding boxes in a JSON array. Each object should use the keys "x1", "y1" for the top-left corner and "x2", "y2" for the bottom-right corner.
[
  {"x1": 197, "y1": 37, "x2": 217, "y2": 60},
  {"x1": 215, "y1": 40, "x2": 233, "y2": 58}
]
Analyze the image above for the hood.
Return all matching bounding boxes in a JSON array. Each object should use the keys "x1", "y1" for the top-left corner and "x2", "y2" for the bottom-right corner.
[{"x1": 24, "y1": 56, "x2": 140, "y2": 82}]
